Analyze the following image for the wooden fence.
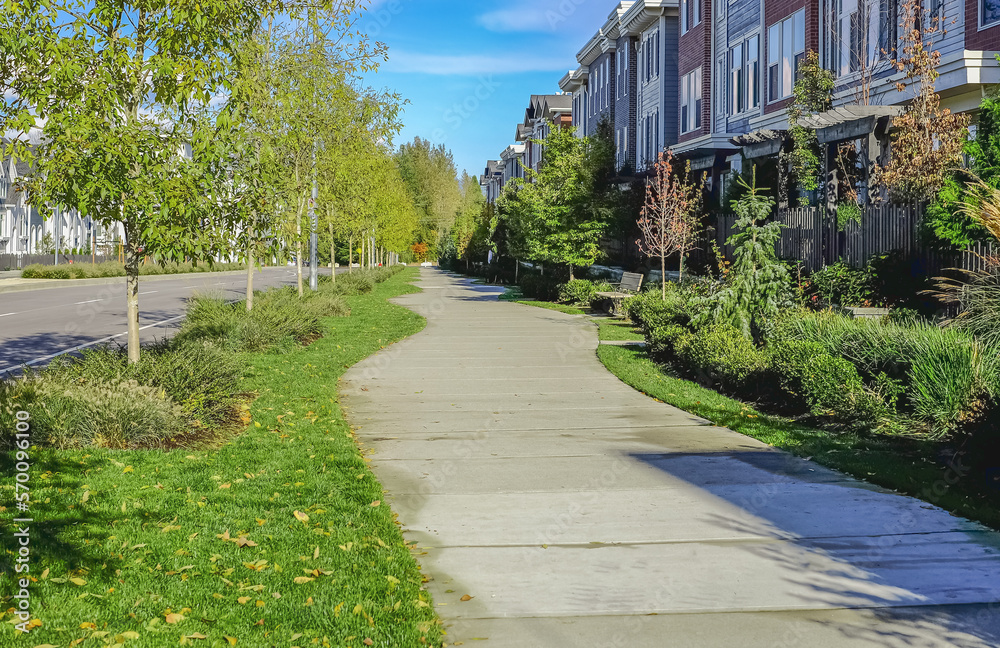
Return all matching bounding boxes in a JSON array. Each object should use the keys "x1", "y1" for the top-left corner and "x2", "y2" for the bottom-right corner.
[
  {"x1": 713, "y1": 205, "x2": 997, "y2": 274},
  {"x1": 0, "y1": 253, "x2": 117, "y2": 270}
]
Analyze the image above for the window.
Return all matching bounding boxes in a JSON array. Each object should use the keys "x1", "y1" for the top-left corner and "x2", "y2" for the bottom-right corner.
[
  {"x1": 681, "y1": 0, "x2": 702, "y2": 33},
  {"x1": 605, "y1": 57, "x2": 610, "y2": 108},
  {"x1": 767, "y1": 10, "x2": 805, "y2": 102},
  {"x1": 984, "y1": 0, "x2": 1000, "y2": 26},
  {"x1": 877, "y1": 0, "x2": 898, "y2": 57},
  {"x1": 681, "y1": 67, "x2": 702, "y2": 134},
  {"x1": 655, "y1": 31, "x2": 660, "y2": 76},
  {"x1": 729, "y1": 34, "x2": 759, "y2": 115}
]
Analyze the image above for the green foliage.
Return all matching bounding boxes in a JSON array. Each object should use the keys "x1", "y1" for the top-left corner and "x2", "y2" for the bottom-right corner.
[
  {"x1": 558, "y1": 279, "x2": 599, "y2": 305},
  {"x1": 696, "y1": 175, "x2": 791, "y2": 337},
  {"x1": 395, "y1": 137, "x2": 462, "y2": 257},
  {"x1": 924, "y1": 175, "x2": 987, "y2": 248},
  {"x1": 948, "y1": 270, "x2": 1000, "y2": 349},
  {"x1": 787, "y1": 311, "x2": 996, "y2": 437},
  {"x1": 20, "y1": 261, "x2": 243, "y2": 279},
  {"x1": 519, "y1": 273, "x2": 563, "y2": 302},
  {"x1": 835, "y1": 203, "x2": 863, "y2": 231},
  {"x1": 923, "y1": 92, "x2": 1000, "y2": 248},
  {"x1": 807, "y1": 261, "x2": 877, "y2": 307},
  {"x1": 788, "y1": 51, "x2": 833, "y2": 200},
  {"x1": 674, "y1": 324, "x2": 766, "y2": 388},
  {"x1": 498, "y1": 120, "x2": 619, "y2": 272}
]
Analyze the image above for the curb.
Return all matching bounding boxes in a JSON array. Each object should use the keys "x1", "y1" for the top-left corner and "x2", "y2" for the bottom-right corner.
[{"x1": 0, "y1": 270, "x2": 254, "y2": 295}]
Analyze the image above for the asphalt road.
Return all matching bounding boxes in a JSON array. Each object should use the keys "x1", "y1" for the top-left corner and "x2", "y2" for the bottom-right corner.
[{"x1": 0, "y1": 266, "x2": 326, "y2": 373}]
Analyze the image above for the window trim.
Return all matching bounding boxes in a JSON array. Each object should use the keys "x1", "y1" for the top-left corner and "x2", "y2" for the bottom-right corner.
[
  {"x1": 729, "y1": 33, "x2": 760, "y2": 116},
  {"x1": 680, "y1": 67, "x2": 703, "y2": 135},
  {"x1": 680, "y1": 0, "x2": 702, "y2": 34},
  {"x1": 982, "y1": 0, "x2": 1000, "y2": 28},
  {"x1": 766, "y1": 9, "x2": 805, "y2": 104}
]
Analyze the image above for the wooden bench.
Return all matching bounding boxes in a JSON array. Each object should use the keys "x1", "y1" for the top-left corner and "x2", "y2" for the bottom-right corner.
[{"x1": 595, "y1": 271, "x2": 644, "y2": 315}]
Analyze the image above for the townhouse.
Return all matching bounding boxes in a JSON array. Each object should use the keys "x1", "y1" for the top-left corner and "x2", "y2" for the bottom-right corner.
[
  {"x1": 0, "y1": 154, "x2": 121, "y2": 257},
  {"x1": 480, "y1": 94, "x2": 573, "y2": 201},
  {"x1": 480, "y1": 0, "x2": 998, "y2": 205}
]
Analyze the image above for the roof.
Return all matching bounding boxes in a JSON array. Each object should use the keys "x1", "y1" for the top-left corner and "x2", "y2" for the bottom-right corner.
[{"x1": 796, "y1": 105, "x2": 903, "y2": 130}]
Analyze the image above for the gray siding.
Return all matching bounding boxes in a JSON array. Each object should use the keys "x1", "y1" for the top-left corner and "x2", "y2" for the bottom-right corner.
[{"x1": 728, "y1": 0, "x2": 761, "y2": 41}]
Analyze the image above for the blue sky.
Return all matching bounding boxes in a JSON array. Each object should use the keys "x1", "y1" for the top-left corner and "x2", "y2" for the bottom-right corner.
[{"x1": 360, "y1": 0, "x2": 612, "y2": 179}]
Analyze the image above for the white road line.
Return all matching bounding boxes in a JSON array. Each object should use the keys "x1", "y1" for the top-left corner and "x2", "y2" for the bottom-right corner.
[
  {"x1": 75, "y1": 299, "x2": 101, "y2": 305},
  {"x1": 139, "y1": 291, "x2": 159, "y2": 295},
  {"x1": 0, "y1": 314, "x2": 186, "y2": 375},
  {"x1": 0, "y1": 312, "x2": 15, "y2": 317}
]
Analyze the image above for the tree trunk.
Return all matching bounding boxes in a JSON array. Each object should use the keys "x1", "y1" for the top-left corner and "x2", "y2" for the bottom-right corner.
[
  {"x1": 360, "y1": 235, "x2": 365, "y2": 270},
  {"x1": 328, "y1": 220, "x2": 336, "y2": 284},
  {"x1": 124, "y1": 225, "x2": 141, "y2": 364},
  {"x1": 246, "y1": 248, "x2": 254, "y2": 313},
  {"x1": 296, "y1": 208, "x2": 304, "y2": 298},
  {"x1": 678, "y1": 233, "x2": 686, "y2": 283},
  {"x1": 660, "y1": 252, "x2": 666, "y2": 300},
  {"x1": 569, "y1": 263, "x2": 574, "y2": 281},
  {"x1": 348, "y1": 234, "x2": 353, "y2": 273}
]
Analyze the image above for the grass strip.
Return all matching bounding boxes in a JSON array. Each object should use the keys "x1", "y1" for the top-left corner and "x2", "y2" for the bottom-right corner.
[
  {"x1": 596, "y1": 319, "x2": 646, "y2": 342},
  {"x1": 1, "y1": 268, "x2": 445, "y2": 647},
  {"x1": 597, "y1": 342, "x2": 1000, "y2": 531},
  {"x1": 498, "y1": 288, "x2": 586, "y2": 315}
]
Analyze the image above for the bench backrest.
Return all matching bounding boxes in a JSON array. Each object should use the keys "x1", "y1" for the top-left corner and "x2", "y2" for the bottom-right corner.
[{"x1": 620, "y1": 272, "x2": 643, "y2": 292}]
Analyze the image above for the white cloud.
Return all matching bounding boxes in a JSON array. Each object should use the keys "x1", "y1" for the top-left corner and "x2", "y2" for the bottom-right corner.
[
  {"x1": 384, "y1": 51, "x2": 567, "y2": 76},
  {"x1": 477, "y1": 1, "x2": 610, "y2": 34}
]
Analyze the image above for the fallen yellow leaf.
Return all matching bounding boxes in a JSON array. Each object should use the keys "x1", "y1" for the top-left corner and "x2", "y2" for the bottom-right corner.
[
  {"x1": 293, "y1": 577, "x2": 314, "y2": 584},
  {"x1": 69, "y1": 577, "x2": 87, "y2": 586},
  {"x1": 237, "y1": 597, "x2": 251, "y2": 605},
  {"x1": 165, "y1": 613, "x2": 184, "y2": 624},
  {"x1": 292, "y1": 510, "x2": 309, "y2": 524}
]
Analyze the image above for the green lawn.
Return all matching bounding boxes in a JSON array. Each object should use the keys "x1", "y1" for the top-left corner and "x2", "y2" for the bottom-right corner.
[
  {"x1": 596, "y1": 319, "x2": 645, "y2": 342},
  {"x1": 498, "y1": 288, "x2": 586, "y2": 315},
  {"x1": 598, "y1": 342, "x2": 1000, "y2": 531},
  {"x1": 2, "y1": 269, "x2": 445, "y2": 648}
]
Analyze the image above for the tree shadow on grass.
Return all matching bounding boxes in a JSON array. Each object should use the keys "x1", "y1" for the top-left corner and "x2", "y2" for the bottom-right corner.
[{"x1": 0, "y1": 448, "x2": 120, "y2": 607}]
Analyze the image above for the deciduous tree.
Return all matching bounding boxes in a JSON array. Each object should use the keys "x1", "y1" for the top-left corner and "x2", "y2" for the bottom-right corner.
[{"x1": 636, "y1": 151, "x2": 698, "y2": 297}]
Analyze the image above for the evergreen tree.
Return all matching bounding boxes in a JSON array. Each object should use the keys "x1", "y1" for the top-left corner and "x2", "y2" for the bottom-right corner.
[{"x1": 695, "y1": 173, "x2": 790, "y2": 339}]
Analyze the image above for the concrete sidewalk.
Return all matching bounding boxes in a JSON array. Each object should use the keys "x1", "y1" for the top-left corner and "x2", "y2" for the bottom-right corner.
[{"x1": 341, "y1": 269, "x2": 1000, "y2": 648}]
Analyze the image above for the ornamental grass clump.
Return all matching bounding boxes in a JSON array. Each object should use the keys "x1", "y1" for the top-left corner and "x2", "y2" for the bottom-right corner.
[{"x1": 786, "y1": 312, "x2": 996, "y2": 437}]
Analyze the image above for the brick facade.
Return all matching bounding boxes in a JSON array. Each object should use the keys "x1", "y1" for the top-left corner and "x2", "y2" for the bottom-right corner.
[
  {"x1": 614, "y1": 35, "x2": 639, "y2": 168},
  {"x1": 966, "y1": 0, "x2": 1000, "y2": 50},
  {"x1": 678, "y1": 0, "x2": 713, "y2": 143},
  {"x1": 762, "y1": 0, "x2": 819, "y2": 116}
]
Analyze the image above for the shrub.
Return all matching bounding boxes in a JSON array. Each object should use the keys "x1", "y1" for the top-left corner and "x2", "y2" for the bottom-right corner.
[
  {"x1": 558, "y1": 279, "x2": 598, "y2": 304},
  {"x1": 20, "y1": 261, "x2": 242, "y2": 280},
  {"x1": 623, "y1": 286, "x2": 694, "y2": 332},
  {"x1": 519, "y1": 274, "x2": 562, "y2": 301},
  {"x1": 674, "y1": 324, "x2": 766, "y2": 389},
  {"x1": 44, "y1": 339, "x2": 246, "y2": 428},
  {"x1": 648, "y1": 324, "x2": 687, "y2": 358},
  {"x1": 765, "y1": 337, "x2": 829, "y2": 401},
  {"x1": 807, "y1": 261, "x2": 876, "y2": 307}
]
